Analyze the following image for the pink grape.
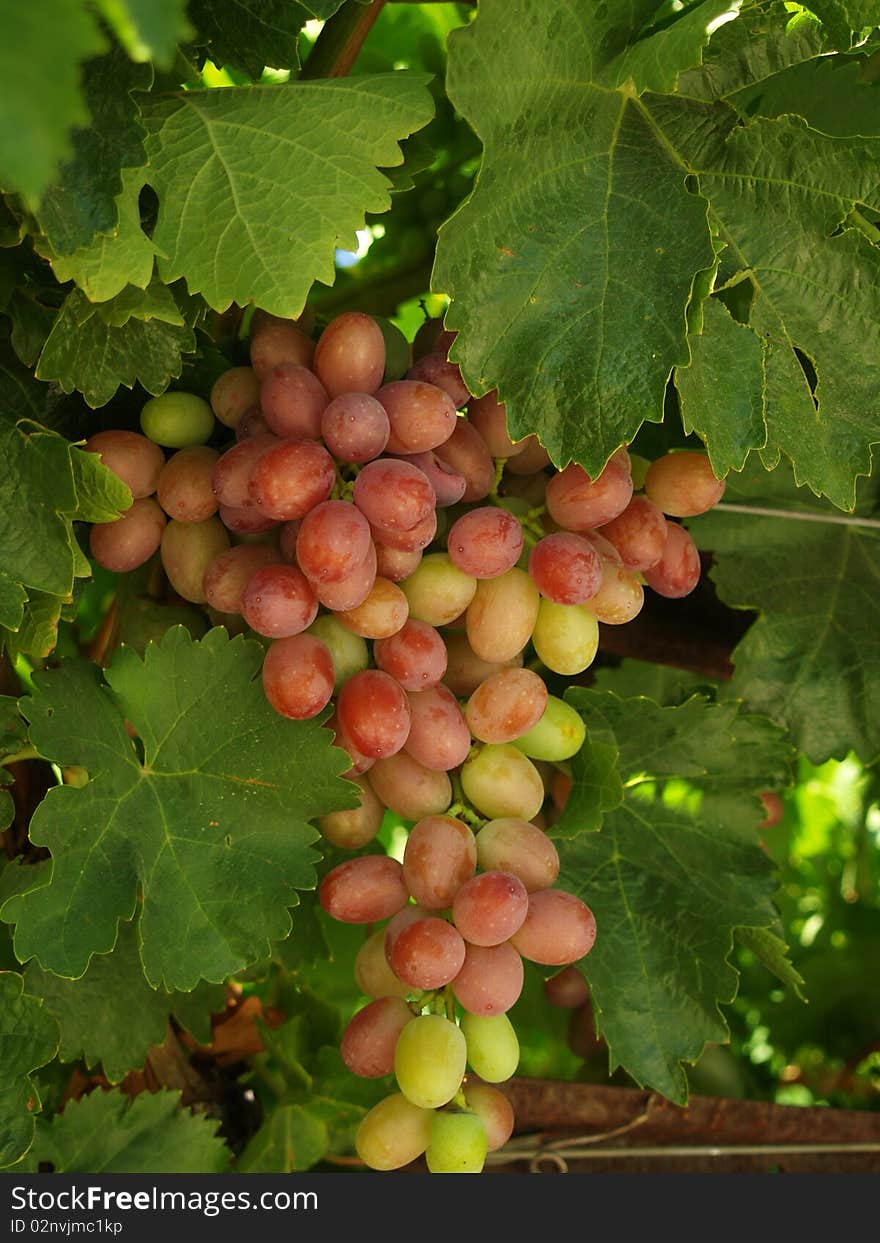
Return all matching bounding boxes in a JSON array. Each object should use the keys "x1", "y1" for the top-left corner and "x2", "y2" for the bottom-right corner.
[
  {"x1": 545, "y1": 459, "x2": 633, "y2": 530},
  {"x1": 587, "y1": 558, "x2": 644, "y2": 624},
  {"x1": 261, "y1": 633, "x2": 335, "y2": 720},
  {"x1": 510, "y1": 889, "x2": 597, "y2": 965},
  {"x1": 380, "y1": 380, "x2": 458, "y2": 454},
  {"x1": 451, "y1": 942, "x2": 524, "y2": 1016},
  {"x1": 250, "y1": 315, "x2": 314, "y2": 379},
  {"x1": 391, "y1": 452, "x2": 467, "y2": 507},
  {"x1": 235, "y1": 408, "x2": 271, "y2": 441},
  {"x1": 375, "y1": 542, "x2": 422, "y2": 582},
  {"x1": 406, "y1": 352, "x2": 470, "y2": 409},
  {"x1": 528, "y1": 532, "x2": 602, "y2": 604},
  {"x1": 279, "y1": 520, "x2": 300, "y2": 563},
  {"x1": 89, "y1": 497, "x2": 166, "y2": 572},
  {"x1": 240, "y1": 564, "x2": 318, "y2": 637},
  {"x1": 336, "y1": 577, "x2": 409, "y2": 640},
  {"x1": 644, "y1": 452, "x2": 725, "y2": 517},
  {"x1": 315, "y1": 542, "x2": 377, "y2": 611},
  {"x1": 503, "y1": 435, "x2": 551, "y2": 474},
  {"x1": 463, "y1": 1083, "x2": 515, "y2": 1152},
  {"x1": 83, "y1": 430, "x2": 165, "y2": 498},
  {"x1": 447, "y1": 507, "x2": 524, "y2": 579},
  {"x1": 210, "y1": 366, "x2": 261, "y2": 429},
  {"x1": 318, "y1": 774, "x2": 384, "y2": 849},
  {"x1": 389, "y1": 917, "x2": 467, "y2": 990},
  {"x1": 355, "y1": 928, "x2": 412, "y2": 1000},
  {"x1": 643, "y1": 521, "x2": 701, "y2": 598},
  {"x1": 597, "y1": 496, "x2": 668, "y2": 572},
  {"x1": 319, "y1": 855, "x2": 409, "y2": 924},
  {"x1": 353, "y1": 458, "x2": 435, "y2": 533},
  {"x1": 260, "y1": 363, "x2": 328, "y2": 439},
  {"x1": 452, "y1": 871, "x2": 529, "y2": 947},
  {"x1": 203, "y1": 543, "x2": 278, "y2": 614},
  {"x1": 543, "y1": 965, "x2": 591, "y2": 1009},
  {"x1": 467, "y1": 392, "x2": 524, "y2": 458},
  {"x1": 371, "y1": 507, "x2": 437, "y2": 553},
  {"x1": 384, "y1": 903, "x2": 431, "y2": 961},
  {"x1": 313, "y1": 311, "x2": 385, "y2": 398},
  {"x1": 465, "y1": 668, "x2": 548, "y2": 745},
  {"x1": 157, "y1": 445, "x2": 220, "y2": 523},
  {"x1": 211, "y1": 435, "x2": 277, "y2": 508},
  {"x1": 296, "y1": 500, "x2": 372, "y2": 584},
  {"x1": 341, "y1": 997, "x2": 414, "y2": 1078},
  {"x1": 217, "y1": 504, "x2": 280, "y2": 534},
  {"x1": 373, "y1": 620, "x2": 448, "y2": 690},
  {"x1": 326, "y1": 710, "x2": 375, "y2": 778},
  {"x1": 337, "y1": 669, "x2": 411, "y2": 759},
  {"x1": 475, "y1": 817, "x2": 559, "y2": 892},
  {"x1": 321, "y1": 392, "x2": 390, "y2": 463},
  {"x1": 442, "y1": 631, "x2": 523, "y2": 698},
  {"x1": 402, "y1": 815, "x2": 477, "y2": 910},
  {"x1": 433, "y1": 419, "x2": 494, "y2": 502},
  {"x1": 405, "y1": 685, "x2": 471, "y2": 772},
  {"x1": 367, "y1": 752, "x2": 453, "y2": 822},
  {"x1": 249, "y1": 439, "x2": 335, "y2": 520}
]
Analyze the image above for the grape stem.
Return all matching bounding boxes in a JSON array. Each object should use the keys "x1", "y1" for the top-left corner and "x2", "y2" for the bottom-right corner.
[{"x1": 443, "y1": 984, "x2": 456, "y2": 1023}]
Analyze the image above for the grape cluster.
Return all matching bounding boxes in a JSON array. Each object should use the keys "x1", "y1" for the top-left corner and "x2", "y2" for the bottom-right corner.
[{"x1": 82, "y1": 306, "x2": 727, "y2": 1174}]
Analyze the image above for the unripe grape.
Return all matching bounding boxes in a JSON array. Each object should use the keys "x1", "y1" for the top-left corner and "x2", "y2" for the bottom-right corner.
[
  {"x1": 426, "y1": 1111, "x2": 488, "y2": 1174},
  {"x1": 140, "y1": 392, "x2": 215, "y2": 448},
  {"x1": 461, "y1": 1012, "x2": 520, "y2": 1083},
  {"x1": 466, "y1": 568, "x2": 540, "y2": 663},
  {"x1": 356, "y1": 1093, "x2": 432, "y2": 1171},
  {"x1": 394, "y1": 1014, "x2": 467, "y2": 1109},
  {"x1": 461, "y1": 744, "x2": 545, "y2": 821},
  {"x1": 401, "y1": 553, "x2": 477, "y2": 626},
  {"x1": 512, "y1": 695, "x2": 586, "y2": 762},
  {"x1": 531, "y1": 599, "x2": 599, "y2": 675},
  {"x1": 318, "y1": 774, "x2": 384, "y2": 850}
]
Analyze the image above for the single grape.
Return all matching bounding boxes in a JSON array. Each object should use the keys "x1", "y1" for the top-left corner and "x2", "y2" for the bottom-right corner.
[
  {"x1": 260, "y1": 363, "x2": 328, "y2": 439},
  {"x1": 442, "y1": 630, "x2": 523, "y2": 698},
  {"x1": 447, "y1": 507, "x2": 524, "y2": 579},
  {"x1": 400, "y1": 553, "x2": 477, "y2": 626},
  {"x1": 389, "y1": 917, "x2": 467, "y2": 990},
  {"x1": 510, "y1": 889, "x2": 597, "y2": 965},
  {"x1": 432, "y1": 419, "x2": 495, "y2": 502},
  {"x1": 643, "y1": 521, "x2": 701, "y2": 598},
  {"x1": 543, "y1": 965, "x2": 591, "y2": 1009},
  {"x1": 341, "y1": 996, "x2": 413, "y2": 1078},
  {"x1": 83, "y1": 430, "x2": 165, "y2": 499},
  {"x1": 367, "y1": 753, "x2": 453, "y2": 823},
  {"x1": 460, "y1": 744, "x2": 545, "y2": 821},
  {"x1": 597, "y1": 496, "x2": 667, "y2": 572},
  {"x1": 465, "y1": 667, "x2": 548, "y2": 744},
  {"x1": 394, "y1": 1014, "x2": 467, "y2": 1109},
  {"x1": 313, "y1": 311, "x2": 385, "y2": 397},
  {"x1": 531, "y1": 599, "x2": 599, "y2": 675},
  {"x1": 156, "y1": 445, "x2": 220, "y2": 523},
  {"x1": 353, "y1": 458, "x2": 435, "y2": 533},
  {"x1": 545, "y1": 459, "x2": 633, "y2": 530},
  {"x1": 375, "y1": 542, "x2": 423, "y2": 583},
  {"x1": 355, "y1": 928, "x2": 413, "y2": 1000},
  {"x1": 160, "y1": 517, "x2": 230, "y2": 604},
  {"x1": 261, "y1": 633, "x2": 335, "y2": 720},
  {"x1": 321, "y1": 392, "x2": 390, "y2": 463},
  {"x1": 404, "y1": 684, "x2": 472, "y2": 772},
  {"x1": 296, "y1": 499, "x2": 373, "y2": 584},
  {"x1": 475, "y1": 818, "x2": 559, "y2": 893},
  {"x1": 403, "y1": 815, "x2": 477, "y2": 910},
  {"x1": 370, "y1": 506, "x2": 438, "y2": 553},
  {"x1": 336, "y1": 577, "x2": 409, "y2": 640},
  {"x1": 466, "y1": 568, "x2": 540, "y2": 662},
  {"x1": 210, "y1": 366, "x2": 261, "y2": 429},
  {"x1": 318, "y1": 774, "x2": 384, "y2": 850},
  {"x1": 644, "y1": 451, "x2": 725, "y2": 517},
  {"x1": 528, "y1": 532, "x2": 602, "y2": 604},
  {"x1": 89, "y1": 497, "x2": 166, "y2": 573},
  {"x1": 380, "y1": 380, "x2": 458, "y2": 454},
  {"x1": 512, "y1": 695, "x2": 586, "y2": 762},
  {"x1": 203, "y1": 543, "x2": 278, "y2": 614},
  {"x1": 315, "y1": 542, "x2": 377, "y2": 612},
  {"x1": 336, "y1": 669, "x2": 411, "y2": 759},
  {"x1": 250, "y1": 315, "x2": 314, "y2": 379},
  {"x1": 463, "y1": 1083, "x2": 515, "y2": 1152},
  {"x1": 426, "y1": 1111, "x2": 488, "y2": 1175},
  {"x1": 406, "y1": 352, "x2": 471, "y2": 410},
  {"x1": 140, "y1": 392, "x2": 215, "y2": 448},
  {"x1": 319, "y1": 855, "x2": 409, "y2": 924},
  {"x1": 211, "y1": 435, "x2": 277, "y2": 509},
  {"x1": 451, "y1": 942, "x2": 524, "y2": 1016},
  {"x1": 240, "y1": 563, "x2": 318, "y2": 638},
  {"x1": 307, "y1": 615, "x2": 369, "y2": 691},
  {"x1": 374, "y1": 619, "x2": 447, "y2": 690},
  {"x1": 502, "y1": 435, "x2": 551, "y2": 475},
  {"x1": 249, "y1": 439, "x2": 335, "y2": 521},
  {"x1": 467, "y1": 391, "x2": 524, "y2": 458},
  {"x1": 355, "y1": 1093, "x2": 432, "y2": 1172},
  {"x1": 452, "y1": 870, "x2": 529, "y2": 947},
  {"x1": 461, "y1": 1012, "x2": 520, "y2": 1083}
]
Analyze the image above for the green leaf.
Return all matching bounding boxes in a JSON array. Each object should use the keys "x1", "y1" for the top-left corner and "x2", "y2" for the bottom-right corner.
[
  {"x1": 0, "y1": 578, "x2": 28, "y2": 635},
  {"x1": 95, "y1": 0, "x2": 194, "y2": 69},
  {"x1": 7, "y1": 294, "x2": 56, "y2": 369},
  {"x1": 556, "y1": 689, "x2": 793, "y2": 1102},
  {"x1": 676, "y1": 296, "x2": 766, "y2": 476},
  {"x1": 94, "y1": 278, "x2": 185, "y2": 329},
  {"x1": 553, "y1": 737, "x2": 622, "y2": 839},
  {"x1": 0, "y1": 417, "x2": 78, "y2": 599},
  {"x1": 590, "y1": 660, "x2": 711, "y2": 706},
  {"x1": 36, "y1": 286, "x2": 197, "y2": 407},
  {"x1": 237, "y1": 1101, "x2": 329, "y2": 1172},
  {"x1": 691, "y1": 460, "x2": 880, "y2": 763},
  {"x1": 40, "y1": 169, "x2": 159, "y2": 303},
  {"x1": 187, "y1": 0, "x2": 343, "y2": 78},
  {"x1": 0, "y1": 1, "x2": 106, "y2": 207},
  {"x1": 0, "y1": 972, "x2": 60, "y2": 1169},
  {"x1": 5, "y1": 593, "x2": 66, "y2": 663},
  {"x1": 3, "y1": 627, "x2": 355, "y2": 990},
  {"x1": 803, "y1": 0, "x2": 880, "y2": 48},
  {"x1": 141, "y1": 73, "x2": 434, "y2": 315},
  {"x1": 732, "y1": 54, "x2": 880, "y2": 136},
  {"x1": 24, "y1": 921, "x2": 224, "y2": 1084},
  {"x1": 22, "y1": 1089, "x2": 230, "y2": 1173},
  {"x1": 736, "y1": 926, "x2": 806, "y2": 999},
  {"x1": 68, "y1": 444, "x2": 133, "y2": 524},
  {"x1": 33, "y1": 48, "x2": 151, "y2": 257},
  {"x1": 433, "y1": 0, "x2": 728, "y2": 472}
]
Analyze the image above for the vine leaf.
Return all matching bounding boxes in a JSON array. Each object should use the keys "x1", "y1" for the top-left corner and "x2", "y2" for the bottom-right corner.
[
  {"x1": 20, "y1": 1089, "x2": 230, "y2": 1173},
  {"x1": 0, "y1": 1, "x2": 106, "y2": 208},
  {"x1": 691, "y1": 459, "x2": 880, "y2": 764},
  {"x1": 188, "y1": 0, "x2": 347, "y2": 79},
  {"x1": 141, "y1": 73, "x2": 434, "y2": 316},
  {"x1": 1, "y1": 627, "x2": 356, "y2": 991},
  {"x1": 95, "y1": 0, "x2": 194, "y2": 69},
  {"x1": 24, "y1": 920, "x2": 225, "y2": 1084},
  {"x1": 0, "y1": 972, "x2": 60, "y2": 1169},
  {"x1": 554, "y1": 690, "x2": 794, "y2": 1103}
]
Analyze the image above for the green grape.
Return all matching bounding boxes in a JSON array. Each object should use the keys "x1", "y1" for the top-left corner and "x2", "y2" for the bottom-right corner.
[
  {"x1": 460, "y1": 743, "x2": 544, "y2": 821},
  {"x1": 512, "y1": 695, "x2": 586, "y2": 762},
  {"x1": 400, "y1": 553, "x2": 477, "y2": 626},
  {"x1": 355, "y1": 1093, "x2": 433, "y2": 1171},
  {"x1": 426, "y1": 1111, "x2": 488, "y2": 1174},
  {"x1": 307, "y1": 615, "x2": 369, "y2": 691},
  {"x1": 140, "y1": 392, "x2": 216, "y2": 448},
  {"x1": 461, "y1": 1012, "x2": 520, "y2": 1083},
  {"x1": 531, "y1": 598, "x2": 599, "y2": 675},
  {"x1": 373, "y1": 316, "x2": 412, "y2": 383},
  {"x1": 394, "y1": 1014, "x2": 467, "y2": 1109}
]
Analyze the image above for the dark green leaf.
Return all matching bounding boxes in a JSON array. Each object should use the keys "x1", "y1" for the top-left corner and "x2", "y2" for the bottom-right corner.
[
  {"x1": 0, "y1": 972, "x2": 60, "y2": 1169},
  {"x1": 95, "y1": 0, "x2": 194, "y2": 69},
  {"x1": 187, "y1": 0, "x2": 341, "y2": 78}
]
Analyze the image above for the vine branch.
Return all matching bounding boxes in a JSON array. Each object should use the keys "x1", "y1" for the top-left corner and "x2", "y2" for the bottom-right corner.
[{"x1": 300, "y1": 0, "x2": 388, "y2": 80}]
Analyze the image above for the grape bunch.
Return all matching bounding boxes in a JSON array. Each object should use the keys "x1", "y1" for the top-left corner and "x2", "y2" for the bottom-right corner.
[{"x1": 82, "y1": 305, "x2": 727, "y2": 1173}]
